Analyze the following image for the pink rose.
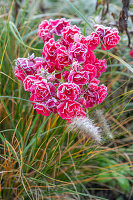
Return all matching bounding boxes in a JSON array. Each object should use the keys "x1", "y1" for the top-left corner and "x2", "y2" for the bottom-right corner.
[
  {"x1": 30, "y1": 80, "x2": 56, "y2": 102},
  {"x1": 83, "y1": 64, "x2": 97, "y2": 81},
  {"x1": 15, "y1": 56, "x2": 36, "y2": 78},
  {"x1": 95, "y1": 25, "x2": 120, "y2": 50},
  {"x1": 97, "y1": 84, "x2": 107, "y2": 103},
  {"x1": 49, "y1": 18, "x2": 71, "y2": 36},
  {"x1": 38, "y1": 20, "x2": 54, "y2": 42},
  {"x1": 85, "y1": 32, "x2": 100, "y2": 50},
  {"x1": 42, "y1": 39, "x2": 60, "y2": 64},
  {"x1": 15, "y1": 68, "x2": 26, "y2": 81},
  {"x1": 56, "y1": 45, "x2": 69, "y2": 70},
  {"x1": 57, "y1": 83, "x2": 81, "y2": 101},
  {"x1": 33, "y1": 102, "x2": 51, "y2": 116},
  {"x1": 23, "y1": 75, "x2": 37, "y2": 91},
  {"x1": 88, "y1": 78, "x2": 100, "y2": 91},
  {"x1": 68, "y1": 70, "x2": 89, "y2": 86},
  {"x1": 62, "y1": 25, "x2": 80, "y2": 45},
  {"x1": 94, "y1": 24, "x2": 111, "y2": 39},
  {"x1": 57, "y1": 101, "x2": 86, "y2": 121},
  {"x1": 46, "y1": 98, "x2": 60, "y2": 113},
  {"x1": 102, "y1": 30, "x2": 120, "y2": 50},
  {"x1": 94, "y1": 59, "x2": 107, "y2": 78},
  {"x1": 63, "y1": 71, "x2": 70, "y2": 81},
  {"x1": 84, "y1": 89, "x2": 98, "y2": 108},
  {"x1": 69, "y1": 43, "x2": 87, "y2": 63},
  {"x1": 83, "y1": 49, "x2": 96, "y2": 66},
  {"x1": 74, "y1": 33, "x2": 86, "y2": 43}
]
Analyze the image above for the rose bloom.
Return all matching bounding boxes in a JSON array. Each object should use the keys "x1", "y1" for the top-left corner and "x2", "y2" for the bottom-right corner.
[
  {"x1": 15, "y1": 68, "x2": 27, "y2": 81},
  {"x1": 38, "y1": 20, "x2": 54, "y2": 42},
  {"x1": 102, "y1": 29, "x2": 120, "y2": 50},
  {"x1": 84, "y1": 89, "x2": 98, "y2": 108},
  {"x1": 42, "y1": 39, "x2": 60, "y2": 63},
  {"x1": 49, "y1": 18, "x2": 71, "y2": 36},
  {"x1": 57, "y1": 100, "x2": 86, "y2": 121},
  {"x1": 14, "y1": 56, "x2": 36, "y2": 80},
  {"x1": 33, "y1": 102, "x2": 51, "y2": 116},
  {"x1": 30, "y1": 80, "x2": 56, "y2": 102},
  {"x1": 83, "y1": 64, "x2": 97, "y2": 81},
  {"x1": 94, "y1": 24, "x2": 111, "y2": 39},
  {"x1": 68, "y1": 70, "x2": 89, "y2": 86},
  {"x1": 84, "y1": 83, "x2": 107, "y2": 108},
  {"x1": 46, "y1": 97, "x2": 60, "y2": 113},
  {"x1": 23, "y1": 75, "x2": 37, "y2": 91},
  {"x1": 62, "y1": 25, "x2": 80, "y2": 45},
  {"x1": 69, "y1": 43, "x2": 87, "y2": 63},
  {"x1": 95, "y1": 25, "x2": 120, "y2": 50},
  {"x1": 74, "y1": 33, "x2": 86, "y2": 43},
  {"x1": 83, "y1": 49, "x2": 96, "y2": 66},
  {"x1": 85, "y1": 32, "x2": 100, "y2": 50},
  {"x1": 56, "y1": 45, "x2": 69, "y2": 70},
  {"x1": 88, "y1": 78, "x2": 100, "y2": 91},
  {"x1": 97, "y1": 84, "x2": 107, "y2": 103},
  {"x1": 94, "y1": 59, "x2": 107, "y2": 78},
  {"x1": 57, "y1": 83, "x2": 81, "y2": 101}
]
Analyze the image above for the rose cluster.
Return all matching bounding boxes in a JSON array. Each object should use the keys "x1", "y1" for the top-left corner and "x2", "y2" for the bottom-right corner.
[{"x1": 14, "y1": 18, "x2": 120, "y2": 122}]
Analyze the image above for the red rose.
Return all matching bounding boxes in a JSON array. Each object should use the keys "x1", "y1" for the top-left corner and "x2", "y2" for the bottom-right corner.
[
  {"x1": 68, "y1": 70, "x2": 89, "y2": 86},
  {"x1": 57, "y1": 83, "x2": 81, "y2": 101},
  {"x1": 33, "y1": 102, "x2": 51, "y2": 116},
  {"x1": 62, "y1": 25, "x2": 80, "y2": 45},
  {"x1": 69, "y1": 43, "x2": 87, "y2": 63},
  {"x1": 57, "y1": 101, "x2": 86, "y2": 121},
  {"x1": 97, "y1": 84, "x2": 107, "y2": 103},
  {"x1": 85, "y1": 32, "x2": 100, "y2": 50},
  {"x1": 23, "y1": 75, "x2": 37, "y2": 91},
  {"x1": 30, "y1": 80, "x2": 56, "y2": 102},
  {"x1": 49, "y1": 18, "x2": 71, "y2": 36}
]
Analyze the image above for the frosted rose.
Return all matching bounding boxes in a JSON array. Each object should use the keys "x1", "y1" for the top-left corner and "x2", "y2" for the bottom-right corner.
[
  {"x1": 63, "y1": 71, "x2": 70, "y2": 81},
  {"x1": 62, "y1": 25, "x2": 80, "y2": 45},
  {"x1": 94, "y1": 24, "x2": 111, "y2": 39},
  {"x1": 23, "y1": 75, "x2": 37, "y2": 91},
  {"x1": 95, "y1": 25, "x2": 120, "y2": 50},
  {"x1": 94, "y1": 59, "x2": 107, "y2": 78},
  {"x1": 88, "y1": 78, "x2": 100, "y2": 91},
  {"x1": 69, "y1": 43, "x2": 87, "y2": 63},
  {"x1": 56, "y1": 45, "x2": 69, "y2": 70},
  {"x1": 68, "y1": 70, "x2": 89, "y2": 86},
  {"x1": 97, "y1": 84, "x2": 107, "y2": 103},
  {"x1": 33, "y1": 102, "x2": 51, "y2": 116},
  {"x1": 42, "y1": 39, "x2": 60, "y2": 64},
  {"x1": 30, "y1": 80, "x2": 56, "y2": 102},
  {"x1": 74, "y1": 33, "x2": 86, "y2": 43},
  {"x1": 84, "y1": 89, "x2": 98, "y2": 108},
  {"x1": 57, "y1": 101, "x2": 86, "y2": 121},
  {"x1": 102, "y1": 30, "x2": 120, "y2": 50},
  {"x1": 84, "y1": 49, "x2": 96, "y2": 66},
  {"x1": 38, "y1": 20, "x2": 53, "y2": 42},
  {"x1": 15, "y1": 56, "x2": 36, "y2": 78},
  {"x1": 49, "y1": 18, "x2": 71, "y2": 36},
  {"x1": 85, "y1": 32, "x2": 100, "y2": 50},
  {"x1": 15, "y1": 68, "x2": 26, "y2": 81},
  {"x1": 57, "y1": 83, "x2": 81, "y2": 101},
  {"x1": 46, "y1": 98, "x2": 59, "y2": 113},
  {"x1": 83, "y1": 64, "x2": 97, "y2": 81}
]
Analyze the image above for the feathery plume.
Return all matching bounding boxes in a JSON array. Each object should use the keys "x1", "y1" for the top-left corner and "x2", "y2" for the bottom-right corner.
[
  {"x1": 95, "y1": 109, "x2": 113, "y2": 139},
  {"x1": 68, "y1": 117, "x2": 102, "y2": 143}
]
